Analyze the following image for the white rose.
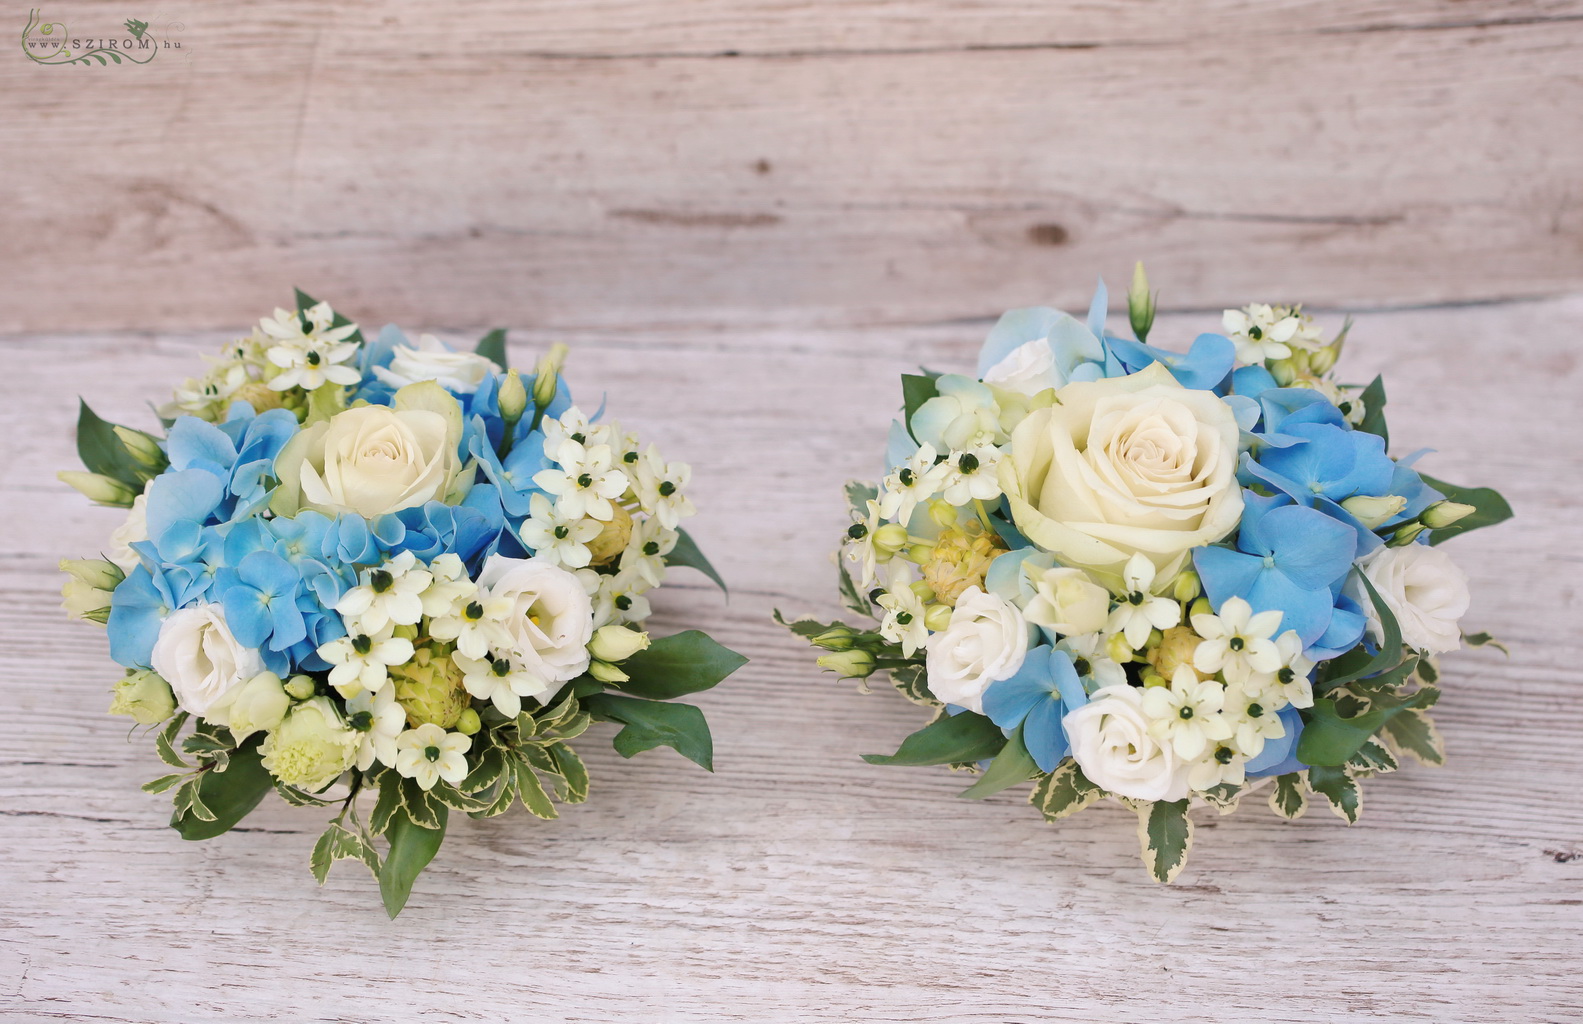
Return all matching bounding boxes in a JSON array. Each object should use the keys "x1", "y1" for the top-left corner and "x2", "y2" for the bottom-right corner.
[
  {"x1": 476, "y1": 554, "x2": 594, "y2": 684},
  {"x1": 1022, "y1": 565, "x2": 1111, "y2": 636},
  {"x1": 1064, "y1": 684, "x2": 1190, "y2": 802},
  {"x1": 924, "y1": 587, "x2": 1029, "y2": 713},
  {"x1": 373, "y1": 334, "x2": 500, "y2": 394},
  {"x1": 106, "y1": 493, "x2": 149, "y2": 573},
  {"x1": 999, "y1": 363, "x2": 1243, "y2": 589},
  {"x1": 150, "y1": 604, "x2": 264, "y2": 724},
  {"x1": 271, "y1": 382, "x2": 464, "y2": 519},
  {"x1": 1357, "y1": 544, "x2": 1470, "y2": 654},
  {"x1": 982, "y1": 338, "x2": 1063, "y2": 396}
]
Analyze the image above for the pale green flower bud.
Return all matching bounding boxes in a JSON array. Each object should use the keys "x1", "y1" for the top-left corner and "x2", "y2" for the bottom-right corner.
[
  {"x1": 1390, "y1": 522, "x2": 1428, "y2": 547},
  {"x1": 923, "y1": 603, "x2": 954, "y2": 632},
  {"x1": 284, "y1": 674, "x2": 317, "y2": 700},
  {"x1": 260, "y1": 696, "x2": 359, "y2": 791},
  {"x1": 872, "y1": 523, "x2": 910, "y2": 557},
  {"x1": 927, "y1": 500, "x2": 958, "y2": 529},
  {"x1": 589, "y1": 624, "x2": 651, "y2": 664},
  {"x1": 498, "y1": 368, "x2": 529, "y2": 424},
  {"x1": 112, "y1": 425, "x2": 167, "y2": 471},
  {"x1": 58, "y1": 471, "x2": 137, "y2": 507},
  {"x1": 60, "y1": 558, "x2": 122, "y2": 622},
  {"x1": 905, "y1": 543, "x2": 934, "y2": 565},
  {"x1": 1422, "y1": 501, "x2": 1476, "y2": 529},
  {"x1": 1106, "y1": 632, "x2": 1135, "y2": 665},
  {"x1": 1171, "y1": 569, "x2": 1202, "y2": 604},
  {"x1": 390, "y1": 647, "x2": 469, "y2": 728},
  {"x1": 227, "y1": 672, "x2": 291, "y2": 744},
  {"x1": 532, "y1": 343, "x2": 569, "y2": 408},
  {"x1": 1267, "y1": 360, "x2": 1298, "y2": 387},
  {"x1": 1308, "y1": 343, "x2": 1340, "y2": 376},
  {"x1": 817, "y1": 648, "x2": 877, "y2": 679},
  {"x1": 1341, "y1": 493, "x2": 1408, "y2": 531},
  {"x1": 61, "y1": 558, "x2": 123, "y2": 591},
  {"x1": 1188, "y1": 597, "x2": 1213, "y2": 621},
  {"x1": 109, "y1": 670, "x2": 176, "y2": 724},
  {"x1": 589, "y1": 659, "x2": 629, "y2": 683},
  {"x1": 909, "y1": 580, "x2": 936, "y2": 603},
  {"x1": 811, "y1": 625, "x2": 858, "y2": 651},
  {"x1": 456, "y1": 707, "x2": 482, "y2": 735},
  {"x1": 1127, "y1": 261, "x2": 1157, "y2": 343}
]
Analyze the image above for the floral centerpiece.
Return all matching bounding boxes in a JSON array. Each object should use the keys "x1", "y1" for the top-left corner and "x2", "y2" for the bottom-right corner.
[
  {"x1": 61, "y1": 293, "x2": 745, "y2": 915},
  {"x1": 785, "y1": 266, "x2": 1509, "y2": 882}
]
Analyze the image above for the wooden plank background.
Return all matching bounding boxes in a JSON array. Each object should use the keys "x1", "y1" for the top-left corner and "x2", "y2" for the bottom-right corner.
[
  {"x1": 1, "y1": 0, "x2": 1581, "y2": 333},
  {"x1": 3, "y1": 1, "x2": 1582, "y2": 1020}
]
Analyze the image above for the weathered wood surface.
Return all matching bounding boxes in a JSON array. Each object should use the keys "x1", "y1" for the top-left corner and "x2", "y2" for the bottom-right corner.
[
  {"x1": 3, "y1": 1, "x2": 1583, "y2": 333},
  {"x1": 0, "y1": 296, "x2": 1578, "y2": 1022}
]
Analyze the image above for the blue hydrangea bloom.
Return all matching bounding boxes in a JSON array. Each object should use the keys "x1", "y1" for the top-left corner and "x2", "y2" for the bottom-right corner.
[
  {"x1": 215, "y1": 550, "x2": 308, "y2": 654},
  {"x1": 106, "y1": 566, "x2": 178, "y2": 669},
  {"x1": 975, "y1": 307, "x2": 1106, "y2": 385},
  {"x1": 1245, "y1": 705, "x2": 1307, "y2": 778},
  {"x1": 981, "y1": 645, "x2": 1090, "y2": 772},
  {"x1": 1104, "y1": 332, "x2": 1236, "y2": 393}
]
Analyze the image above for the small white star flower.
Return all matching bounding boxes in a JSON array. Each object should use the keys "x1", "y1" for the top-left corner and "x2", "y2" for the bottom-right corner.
[
  {"x1": 418, "y1": 554, "x2": 478, "y2": 618},
  {"x1": 1106, "y1": 553, "x2": 1182, "y2": 650},
  {"x1": 542, "y1": 406, "x2": 617, "y2": 453},
  {"x1": 519, "y1": 492, "x2": 602, "y2": 568},
  {"x1": 259, "y1": 303, "x2": 361, "y2": 392},
  {"x1": 1223, "y1": 304, "x2": 1300, "y2": 365},
  {"x1": 335, "y1": 552, "x2": 432, "y2": 634},
  {"x1": 535, "y1": 438, "x2": 628, "y2": 522},
  {"x1": 938, "y1": 446, "x2": 1003, "y2": 506},
  {"x1": 592, "y1": 567, "x2": 654, "y2": 628},
  {"x1": 619, "y1": 515, "x2": 676, "y2": 589},
  {"x1": 1141, "y1": 665, "x2": 1234, "y2": 761},
  {"x1": 878, "y1": 444, "x2": 948, "y2": 524},
  {"x1": 1188, "y1": 742, "x2": 1247, "y2": 792},
  {"x1": 345, "y1": 686, "x2": 405, "y2": 771},
  {"x1": 394, "y1": 723, "x2": 471, "y2": 791},
  {"x1": 1191, "y1": 596, "x2": 1284, "y2": 688},
  {"x1": 318, "y1": 626, "x2": 414, "y2": 698},
  {"x1": 877, "y1": 569, "x2": 929, "y2": 658},
  {"x1": 633, "y1": 447, "x2": 696, "y2": 530},
  {"x1": 1224, "y1": 688, "x2": 1288, "y2": 761},
  {"x1": 454, "y1": 652, "x2": 556, "y2": 719},
  {"x1": 428, "y1": 591, "x2": 514, "y2": 660},
  {"x1": 1269, "y1": 629, "x2": 1317, "y2": 709},
  {"x1": 1055, "y1": 635, "x2": 1129, "y2": 690},
  {"x1": 844, "y1": 498, "x2": 886, "y2": 590}
]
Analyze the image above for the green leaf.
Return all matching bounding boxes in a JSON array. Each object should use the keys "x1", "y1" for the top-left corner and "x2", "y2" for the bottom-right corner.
[
  {"x1": 462, "y1": 745, "x2": 508, "y2": 795},
  {"x1": 475, "y1": 328, "x2": 508, "y2": 368},
  {"x1": 1298, "y1": 681, "x2": 1439, "y2": 767},
  {"x1": 379, "y1": 804, "x2": 448, "y2": 918},
  {"x1": 512, "y1": 758, "x2": 558, "y2": 820},
  {"x1": 616, "y1": 630, "x2": 747, "y2": 701},
  {"x1": 773, "y1": 610, "x2": 842, "y2": 641},
  {"x1": 1269, "y1": 772, "x2": 1308, "y2": 820},
  {"x1": 1137, "y1": 799, "x2": 1193, "y2": 884},
  {"x1": 1354, "y1": 375, "x2": 1388, "y2": 449},
  {"x1": 1199, "y1": 783, "x2": 1245, "y2": 815},
  {"x1": 664, "y1": 528, "x2": 727, "y2": 594},
  {"x1": 370, "y1": 769, "x2": 403, "y2": 836},
  {"x1": 861, "y1": 710, "x2": 1005, "y2": 767},
  {"x1": 585, "y1": 694, "x2": 715, "y2": 771},
  {"x1": 845, "y1": 480, "x2": 879, "y2": 517},
  {"x1": 1318, "y1": 574, "x2": 1403, "y2": 689},
  {"x1": 173, "y1": 742, "x2": 274, "y2": 841},
  {"x1": 141, "y1": 772, "x2": 188, "y2": 796},
  {"x1": 1382, "y1": 708, "x2": 1446, "y2": 766},
  {"x1": 1306, "y1": 765, "x2": 1362, "y2": 824},
  {"x1": 1347, "y1": 738, "x2": 1400, "y2": 775},
  {"x1": 1462, "y1": 631, "x2": 1510, "y2": 655},
  {"x1": 836, "y1": 557, "x2": 873, "y2": 618},
  {"x1": 958, "y1": 723, "x2": 1038, "y2": 800},
  {"x1": 400, "y1": 778, "x2": 443, "y2": 829},
  {"x1": 549, "y1": 744, "x2": 589, "y2": 802},
  {"x1": 1418, "y1": 474, "x2": 1514, "y2": 545},
  {"x1": 311, "y1": 823, "x2": 381, "y2": 885},
  {"x1": 887, "y1": 661, "x2": 939, "y2": 708},
  {"x1": 1031, "y1": 760, "x2": 1104, "y2": 821},
  {"x1": 900, "y1": 374, "x2": 940, "y2": 441},
  {"x1": 74, "y1": 400, "x2": 147, "y2": 488}
]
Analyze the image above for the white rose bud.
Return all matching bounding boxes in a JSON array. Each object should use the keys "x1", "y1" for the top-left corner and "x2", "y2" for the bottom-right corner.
[
  {"x1": 924, "y1": 587, "x2": 1029, "y2": 714},
  {"x1": 1022, "y1": 566, "x2": 1110, "y2": 636},
  {"x1": 588, "y1": 624, "x2": 651, "y2": 664},
  {"x1": 1356, "y1": 544, "x2": 1471, "y2": 654},
  {"x1": 227, "y1": 672, "x2": 292, "y2": 744}
]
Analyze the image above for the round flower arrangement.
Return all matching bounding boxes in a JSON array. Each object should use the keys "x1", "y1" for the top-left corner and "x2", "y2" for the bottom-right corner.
[
  {"x1": 785, "y1": 267, "x2": 1509, "y2": 882},
  {"x1": 61, "y1": 293, "x2": 745, "y2": 915}
]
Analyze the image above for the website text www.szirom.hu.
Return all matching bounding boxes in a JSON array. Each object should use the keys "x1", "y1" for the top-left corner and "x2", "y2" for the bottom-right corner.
[{"x1": 26, "y1": 36, "x2": 180, "y2": 52}]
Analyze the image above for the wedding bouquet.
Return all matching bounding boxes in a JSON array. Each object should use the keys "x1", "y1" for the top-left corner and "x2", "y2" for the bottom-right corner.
[
  {"x1": 61, "y1": 293, "x2": 744, "y2": 915},
  {"x1": 787, "y1": 266, "x2": 1509, "y2": 882}
]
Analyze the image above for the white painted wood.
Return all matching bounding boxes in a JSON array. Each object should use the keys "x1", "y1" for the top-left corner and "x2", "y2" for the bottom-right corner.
[
  {"x1": 1, "y1": 295, "x2": 1578, "y2": 1021},
  {"x1": 2, "y1": 1, "x2": 1582, "y2": 333}
]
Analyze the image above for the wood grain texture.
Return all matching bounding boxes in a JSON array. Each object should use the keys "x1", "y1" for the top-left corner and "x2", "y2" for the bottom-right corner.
[
  {"x1": 2, "y1": 1, "x2": 1582, "y2": 333},
  {"x1": 1, "y1": 295, "x2": 1578, "y2": 1022}
]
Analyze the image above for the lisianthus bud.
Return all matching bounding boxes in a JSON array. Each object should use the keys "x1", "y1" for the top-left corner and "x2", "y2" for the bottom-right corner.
[
  {"x1": 1171, "y1": 569, "x2": 1202, "y2": 604},
  {"x1": 60, "y1": 558, "x2": 123, "y2": 622},
  {"x1": 227, "y1": 672, "x2": 291, "y2": 744},
  {"x1": 532, "y1": 343, "x2": 569, "y2": 408},
  {"x1": 585, "y1": 503, "x2": 634, "y2": 566},
  {"x1": 260, "y1": 696, "x2": 359, "y2": 791},
  {"x1": 1341, "y1": 493, "x2": 1408, "y2": 531},
  {"x1": 923, "y1": 603, "x2": 954, "y2": 632},
  {"x1": 284, "y1": 674, "x2": 317, "y2": 700},
  {"x1": 1128, "y1": 261, "x2": 1157, "y2": 343},
  {"x1": 112, "y1": 425, "x2": 167, "y2": 472},
  {"x1": 1188, "y1": 597, "x2": 1213, "y2": 621},
  {"x1": 456, "y1": 708, "x2": 482, "y2": 735},
  {"x1": 1390, "y1": 522, "x2": 1428, "y2": 547},
  {"x1": 811, "y1": 625, "x2": 857, "y2": 651},
  {"x1": 498, "y1": 368, "x2": 528, "y2": 424},
  {"x1": 59, "y1": 471, "x2": 137, "y2": 507},
  {"x1": 390, "y1": 647, "x2": 469, "y2": 728},
  {"x1": 927, "y1": 500, "x2": 959, "y2": 530},
  {"x1": 817, "y1": 648, "x2": 877, "y2": 679},
  {"x1": 1422, "y1": 501, "x2": 1476, "y2": 529},
  {"x1": 589, "y1": 659, "x2": 629, "y2": 683},
  {"x1": 589, "y1": 624, "x2": 651, "y2": 663},
  {"x1": 872, "y1": 523, "x2": 910, "y2": 557},
  {"x1": 109, "y1": 670, "x2": 176, "y2": 724}
]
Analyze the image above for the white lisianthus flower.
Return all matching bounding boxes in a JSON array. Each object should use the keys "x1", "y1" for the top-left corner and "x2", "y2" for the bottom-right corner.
[
  {"x1": 981, "y1": 338, "x2": 1063, "y2": 396},
  {"x1": 1356, "y1": 544, "x2": 1471, "y2": 654},
  {"x1": 998, "y1": 363, "x2": 1244, "y2": 588},
  {"x1": 476, "y1": 554, "x2": 595, "y2": 685},
  {"x1": 519, "y1": 492, "x2": 602, "y2": 568},
  {"x1": 259, "y1": 303, "x2": 361, "y2": 392},
  {"x1": 346, "y1": 686, "x2": 405, "y2": 771},
  {"x1": 924, "y1": 586, "x2": 1029, "y2": 713},
  {"x1": 335, "y1": 551, "x2": 433, "y2": 635},
  {"x1": 1105, "y1": 553, "x2": 1182, "y2": 650},
  {"x1": 1141, "y1": 665, "x2": 1234, "y2": 761},
  {"x1": 1191, "y1": 596, "x2": 1283, "y2": 688},
  {"x1": 272, "y1": 383, "x2": 464, "y2": 519},
  {"x1": 395, "y1": 723, "x2": 471, "y2": 791},
  {"x1": 454, "y1": 652, "x2": 556, "y2": 719},
  {"x1": 106, "y1": 493, "x2": 149, "y2": 574},
  {"x1": 1064, "y1": 684, "x2": 1191, "y2": 803},
  {"x1": 373, "y1": 333, "x2": 500, "y2": 394},
  {"x1": 1023, "y1": 565, "x2": 1111, "y2": 637},
  {"x1": 150, "y1": 603, "x2": 265, "y2": 724}
]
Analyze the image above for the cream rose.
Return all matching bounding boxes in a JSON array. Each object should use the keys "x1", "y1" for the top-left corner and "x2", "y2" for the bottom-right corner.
[
  {"x1": 373, "y1": 333, "x2": 501, "y2": 394},
  {"x1": 982, "y1": 339, "x2": 1063, "y2": 396},
  {"x1": 476, "y1": 554, "x2": 594, "y2": 684},
  {"x1": 1357, "y1": 544, "x2": 1470, "y2": 654},
  {"x1": 271, "y1": 381, "x2": 463, "y2": 519},
  {"x1": 998, "y1": 362, "x2": 1243, "y2": 589},
  {"x1": 1022, "y1": 565, "x2": 1111, "y2": 636},
  {"x1": 1064, "y1": 684, "x2": 1190, "y2": 802},
  {"x1": 924, "y1": 586, "x2": 1029, "y2": 713},
  {"x1": 150, "y1": 604, "x2": 264, "y2": 724}
]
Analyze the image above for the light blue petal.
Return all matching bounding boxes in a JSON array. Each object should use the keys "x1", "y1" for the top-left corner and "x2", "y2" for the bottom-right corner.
[
  {"x1": 1193, "y1": 546, "x2": 1265, "y2": 610},
  {"x1": 1086, "y1": 278, "x2": 1108, "y2": 341},
  {"x1": 1245, "y1": 705, "x2": 1305, "y2": 776},
  {"x1": 1257, "y1": 505, "x2": 1356, "y2": 590},
  {"x1": 145, "y1": 468, "x2": 226, "y2": 541}
]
